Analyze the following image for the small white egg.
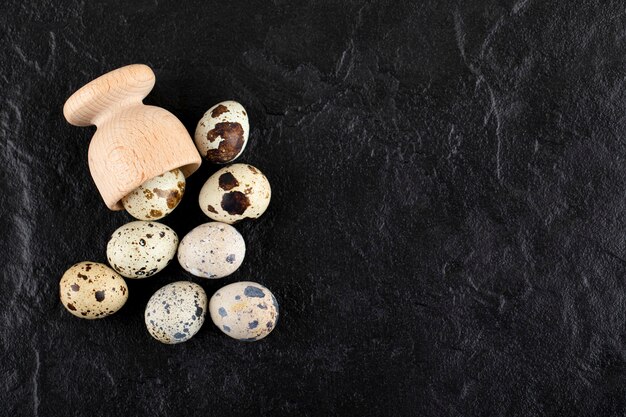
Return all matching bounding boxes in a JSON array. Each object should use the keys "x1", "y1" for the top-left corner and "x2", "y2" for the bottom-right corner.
[
  {"x1": 60, "y1": 262, "x2": 128, "y2": 319},
  {"x1": 198, "y1": 164, "x2": 271, "y2": 224},
  {"x1": 194, "y1": 100, "x2": 249, "y2": 164},
  {"x1": 145, "y1": 281, "x2": 207, "y2": 344},
  {"x1": 106, "y1": 221, "x2": 178, "y2": 279},
  {"x1": 122, "y1": 169, "x2": 186, "y2": 220},
  {"x1": 209, "y1": 281, "x2": 279, "y2": 341},
  {"x1": 177, "y1": 222, "x2": 245, "y2": 279}
]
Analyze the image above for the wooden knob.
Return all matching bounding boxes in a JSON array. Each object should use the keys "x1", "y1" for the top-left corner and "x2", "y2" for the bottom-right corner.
[
  {"x1": 64, "y1": 64, "x2": 155, "y2": 127},
  {"x1": 63, "y1": 64, "x2": 202, "y2": 210}
]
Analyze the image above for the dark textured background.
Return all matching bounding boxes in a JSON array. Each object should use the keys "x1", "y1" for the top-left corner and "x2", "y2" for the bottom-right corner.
[{"x1": 2, "y1": 0, "x2": 626, "y2": 415}]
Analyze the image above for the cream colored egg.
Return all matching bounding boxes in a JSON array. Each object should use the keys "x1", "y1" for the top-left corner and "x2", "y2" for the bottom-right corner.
[
  {"x1": 209, "y1": 281, "x2": 279, "y2": 341},
  {"x1": 60, "y1": 262, "x2": 128, "y2": 319},
  {"x1": 198, "y1": 164, "x2": 271, "y2": 224},
  {"x1": 177, "y1": 222, "x2": 245, "y2": 279},
  {"x1": 122, "y1": 169, "x2": 186, "y2": 220},
  {"x1": 194, "y1": 100, "x2": 249, "y2": 164},
  {"x1": 106, "y1": 221, "x2": 178, "y2": 279},
  {"x1": 145, "y1": 281, "x2": 207, "y2": 344}
]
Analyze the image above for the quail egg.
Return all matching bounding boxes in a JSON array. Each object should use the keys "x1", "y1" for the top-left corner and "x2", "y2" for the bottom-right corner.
[
  {"x1": 60, "y1": 262, "x2": 128, "y2": 319},
  {"x1": 199, "y1": 164, "x2": 271, "y2": 224},
  {"x1": 177, "y1": 222, "x2": 245, "y2": 279},
  {"x1": 145, "y1": 281, "x2": 207, "y2": 344},
  {"x1": 122, "y1": 169, "x2": 186, "y2": 220},
  {"x1": 106, "y1": 221, "x2": 178, "y2": 279},
  {"x1": 194, "y1": 100, "x2": 249, "y2": 164},
  {"x1": 209, "y1": 281, "x2": 279, "y2": 341}
]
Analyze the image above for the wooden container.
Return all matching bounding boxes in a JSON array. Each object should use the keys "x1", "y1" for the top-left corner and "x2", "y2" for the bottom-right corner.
[{"x1": 63, "y1": 64, "x2": 202, "y2": 210}]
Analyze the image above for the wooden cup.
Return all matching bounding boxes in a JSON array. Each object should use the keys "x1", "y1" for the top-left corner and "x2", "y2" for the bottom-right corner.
[{"x1": 63, "y1": 64, "x2": 202, "y2": 210}]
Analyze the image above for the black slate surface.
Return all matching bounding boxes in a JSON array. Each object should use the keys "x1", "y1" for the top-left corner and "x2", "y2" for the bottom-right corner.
[{"x1": 2, "y1": 0, "x2": 626, "y2": 415}]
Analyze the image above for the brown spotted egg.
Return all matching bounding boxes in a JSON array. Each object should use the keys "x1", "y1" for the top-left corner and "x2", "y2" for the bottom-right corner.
[
  {"x1": 106, "y1": 221, "x2": 178, "y2": 279},
  {"x1": 60, "y1": 262, "x2": 128, "y2": 319},
  {"x1": 194, "y1": 100, "x2": 249, "y2": 164},
  {"x1": 145, "y1": 281, "x2": 207, "y2": 344},
  {"x1": 177, "y1": 222, "x2": 245, "y2": 279},
  {"x1": 198, "y1": 164, "x2": 271, "y2": 224},
  {"x1": 122, "y1": 169, "x2": 186, "y2": 220},
  {"x1": 209, "y1": 281, "x2": 279, "y2": 341}
]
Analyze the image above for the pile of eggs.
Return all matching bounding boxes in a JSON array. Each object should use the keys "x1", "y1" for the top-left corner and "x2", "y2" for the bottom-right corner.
[{"x1": 59, "y1": 101, "x2": 279, "y2": 344}]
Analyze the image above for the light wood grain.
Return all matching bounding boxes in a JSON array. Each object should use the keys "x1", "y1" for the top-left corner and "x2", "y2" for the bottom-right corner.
[{"x1": 63, "y1": 64, "x2": 202, "y2": 210}]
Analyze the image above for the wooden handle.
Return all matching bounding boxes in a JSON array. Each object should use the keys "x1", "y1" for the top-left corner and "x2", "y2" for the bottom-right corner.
[{"x1": 63, "y1": 64, "x2": 156, "y2": 127}]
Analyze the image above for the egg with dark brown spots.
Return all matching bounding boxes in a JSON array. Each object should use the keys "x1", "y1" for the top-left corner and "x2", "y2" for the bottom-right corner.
[
  {"x1": 122, "y1": 169, "x2": 186, "y2": 220},
  {"x1": 145, "y1": 281, "x2": 207, "y2": 344},
  {"x1": 198, "y1": 164, "x2": 271, "y2": 224},
  {"x1": 59, "y1": 262, "x2": 128, "y2": 319},
  {"x1": 209, "y1": 281, "x2": 279, "y2": 341},
  {"x1": 194, "y1": 101, "x2": 249, "y2": 164},
  {"x1": 106, "y1": 221, "x2": 178, "y2": 279},
  {"x1": 177, "y1": 222, "x2": 245, "y2": 279}
]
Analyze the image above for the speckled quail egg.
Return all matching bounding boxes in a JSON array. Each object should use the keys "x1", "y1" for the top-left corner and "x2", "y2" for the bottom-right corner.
[
  {"x1": 209, "y1": 281, "x2": 279, "y2": 341},
  {"x1": 122, "y1": 169, "x2": 186, "y2": 220},
  {"x1": 60, "y1": 262, "x2": 128, "y2": 319},
  {"x1": 145, "y1": 281, "x2": 207, "y2": 344},
  {"x1": 199, "y1": 164, "x2": 271, "y2": 224},
  {"x1": 177, "y1": 222, "x2": 245, "y2": 279},
  {"x1": 194, "y1": 101, "x2": 249, "y2": 164},
  {"x1": 106, "y1": 221, "x2": 178, "y2": 279}
]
